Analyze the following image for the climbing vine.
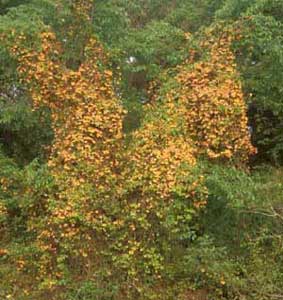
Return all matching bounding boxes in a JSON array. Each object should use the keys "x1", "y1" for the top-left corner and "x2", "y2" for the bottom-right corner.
[
  {"x1": 0, "y1": 3, "x2": 259, "y2": 300},
  {"x1": 150, "y1": 24, "x2": 256, "y2": 165}
]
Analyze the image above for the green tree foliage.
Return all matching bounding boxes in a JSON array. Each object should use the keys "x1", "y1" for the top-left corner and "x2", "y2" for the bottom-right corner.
[
  {"x1": 0, "y1": 0, "x2": 30, "y2": 14},
  {"x1": 202, "y1": 164, "x2": 283, "y2": 299},
  {"x1": 215, "y1": 0, "x2": 283, "y2": 163},
  {"x1": 0, "y1": 4, "x2": 53, "y2": 164}
]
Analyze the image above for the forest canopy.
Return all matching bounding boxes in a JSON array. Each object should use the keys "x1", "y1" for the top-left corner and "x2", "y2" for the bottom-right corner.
[{"x1": 0, "y1": 1, "x2": 283, "y2": 299}]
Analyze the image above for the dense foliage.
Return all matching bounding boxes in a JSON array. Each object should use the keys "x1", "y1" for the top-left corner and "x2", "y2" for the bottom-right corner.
[{"x1": 0, "y1": 0, "x2": 283, "y2": 299}]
